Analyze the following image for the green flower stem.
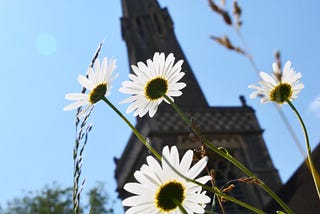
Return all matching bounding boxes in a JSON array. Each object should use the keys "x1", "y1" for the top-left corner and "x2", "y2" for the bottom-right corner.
[
  {"x1": 102, "y1": 97, "x2": 161, "y2": 160},
  {"x1": 173, "y1": 199, "x2": 188, "y2": 214},
  {"x1": 212, "y1": 187, "x2": 266, "y2": 214},
  {"x1": 189, "y1": 176, "x2": 266, "y2": 214},
  {"x1": 171, "y1": 168, "x2": 266, "y2": 214},
  {"x1": 162, "y1": 94, "x2": 293, "y2": 214},
  {"x1": 102, "y1": 97, "x2": 266, "y2": 213},
  {"x1": 286, "y1": 99, "x2": 320, "y2": 199}
]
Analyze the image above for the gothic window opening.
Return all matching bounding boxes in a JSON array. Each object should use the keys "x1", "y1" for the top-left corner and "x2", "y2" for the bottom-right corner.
[{"x1": 153, "y1": 13, "x2": 163, "y2": 35}]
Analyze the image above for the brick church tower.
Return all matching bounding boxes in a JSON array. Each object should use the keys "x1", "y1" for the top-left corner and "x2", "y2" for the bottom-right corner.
[{"x1": 114, "y1": 0, "x2": 282, "y2": 212}]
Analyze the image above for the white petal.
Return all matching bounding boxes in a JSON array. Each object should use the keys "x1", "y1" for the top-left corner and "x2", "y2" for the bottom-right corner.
[
  {"x1": 63, "y1": 100, "x2": 88, "y2": 111},
  {"x1": 146, "y1": 59, "x2": 156, "y2": 77},
  {"x1": 122, "y1": 195, "x2": 152, "y2": 206},
  {"x1": 157, "y1": 52, "x2": 165, "y2": 76},
  {"x1": 108, "y1": 72, "x2": 118, "y2": 86},
  {"x1": 167, "y1": 60, "x2": 183, "y2": 80},
  {"x1": 183, "y1": 201, "x2": 205, "y2": 213},
  {"x1": 148, "y1": 102, "x2": 159, "y2": 118},
  {"x1": 65, "y1": 93, "x2": 88, "y2": 101},
  {"x1": 259, "y1": 79, "x2": 275, "y2": 90},
  {"x1": 287, "y1": 71, "x2": 301, "y2": 85},
  {"x1": 168, "y1": 72, "x2": 185, "y2": 84},
  {"x1": 249, "y1": 91, "x2": 266, "y2": 99},
  {"x1": 163, "y1": 53, "x2": 175, "y2": 77},
  {"x1": 185, "y1": 193, "x2": 211, "y2": 204},
  {"x1": 133, "y1": 99, "x2": 149, "y2": 117},
  {"x1": 93, "y1": 58, "x2": 101, "y2": 82},
  {"x1": 162, "y1": 146, "x2": 180, "y2": 179},
  {"x1": 100, "y1": 57, "x2": 107, "y2": 82},
  {"x1": 146, "y1": 156, "x2": 166, "y2": 183},
  {"x1": 123, "y1": 183, "x2": 152, "y2": 196},
  {"x1": 161, "y1": 146, "x2": 170, "y2": 167},
  {"x1": 129, "y1": 73, "x2": 145, "y2": 85},
  {"x1": 124, "y1": 203, "x2": 155, "y2": 214},
  {"x1": 78, "y1": 75, "x2": 94, "y2": 91},
  {"x1": 259, "y1": 72, "x2": 277, "y2": 86},
  {"x1": 248, "y1": 84, "x2": 264, "y2": 91},
  {"x1": 196, "y1": 175, "x2": 212, "y2": 185},
  {"x1": 120, "y1": 95, "x2": 139, "y2": 104},
  {"x1": 282, "y1": 60, "x2": 292, "y2": 78},
  {"x1": 170, "y1": 146, "x2": 180, "y2": 169},
  {"x1": 134, "y1": 170, "x2": 158, "y2": 189},
  {"x1": 122, "y1": 81, "x2": 144, "y2": 90},
  {"x1": 139, "y1": 100, "x2": 153, "y2": 117},
  {"x1": 170, "y1": 82, "x2": 186, "y2": 91},
  {"x1": 179, "y1": 150, "x2": 193, "y2": 174},
  {"x1": 105, "y1": 58, "x2": 117, "y2": 81},
  {"x1": 186, "y1": 156, "x2": 208, "y2": 179},
  {"x1": 152, "y1": 52, "x2": 161, "y2": 77},
  {"x1": 87, "y1": 66, "x2": 97, "y2": 85},
  {"x1": 131, "y1": 64, "x2": 149, "y2": 82},
  {"x1": 119, "y1": 85, "x2": 144, "y2": 95},
  {"x1": 167, "y1": 91, "x2": 181, "y2": 99},
  {"x1": 293, "y1": 83, "x2": 304, "y2": 90},
  {"x1": 272, "y1": 62, "x2": 280, "y2": 75},
  {"x1": 138, "y1": 61, "x2": 153, "y2": 79}
]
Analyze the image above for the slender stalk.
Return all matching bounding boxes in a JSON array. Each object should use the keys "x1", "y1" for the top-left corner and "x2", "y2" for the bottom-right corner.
[
  {"x1": 102, "y1": 97, "x2": 266, "y2": 213},
  {"x1": 163, "y1": 94, "x2": 293, "y2": 214},
  {"x1": 173, "y1": 199, "x2": 188, "y2": 214},
  {"x1": 102, "y1": 97, "x2": 161, "y2": 160},
  {"x1": 213, "y1": 188, "x2": 266, "y2": 214},
  {"x1": 234, "y1": 28, "x2": 259, "y2": 76},
  {"x1": 183, "y1": 175, "x2": 266, "y2": 214},
  {"x1": 274, "y1": 104, "x2": 305, "y2": 156},
  {"x1": 286, "y1": 100, "x2": 320, "y2": 199}
]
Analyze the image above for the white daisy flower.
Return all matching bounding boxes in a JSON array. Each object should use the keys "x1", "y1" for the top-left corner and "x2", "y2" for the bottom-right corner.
[
  {"x1": 248, "y1": 60, "x2": 304, "y2": 104},
  {"x1": 119, "y1": 52, "x2": 186, "y2": 117},
  {"x1": 64, "y1": 57, "x2": 118, "y2": 117},
  {"x1": 122, "y1": 145, "x2": 211, "y2": 214}
]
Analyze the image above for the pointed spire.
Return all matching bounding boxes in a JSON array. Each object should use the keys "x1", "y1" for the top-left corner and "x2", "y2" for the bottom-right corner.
[{"x1": 121, "y1": 0, "x2": 208, "y2": 108}]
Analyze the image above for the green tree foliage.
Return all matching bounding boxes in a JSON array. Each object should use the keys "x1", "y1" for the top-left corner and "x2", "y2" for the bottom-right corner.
[
  {"x1": 87, "y1": 184, "x2": 114, "y2": 214},
  {"x1": 1, "y1": 183, "x2": 114, "y2": 214}
]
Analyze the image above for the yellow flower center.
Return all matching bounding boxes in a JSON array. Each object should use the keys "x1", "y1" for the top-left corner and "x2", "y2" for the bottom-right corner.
[
  {"x1": 155, "y1": 180, "x2": 185, "y2": 212},
  {"x1": 89, "y1": 83, "x2": 107, "y2": 104},
  {"x1": 269, "y1": 83, "x2": 292, "y2": 104},
  {"x1": 144, "y1": 77, "x2": 168, "y2": 100}
]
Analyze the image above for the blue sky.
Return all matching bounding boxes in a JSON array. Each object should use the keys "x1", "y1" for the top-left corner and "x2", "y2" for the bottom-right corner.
[{"x1": 1, "y1": 0, "x2": 320, "y2": 212}]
